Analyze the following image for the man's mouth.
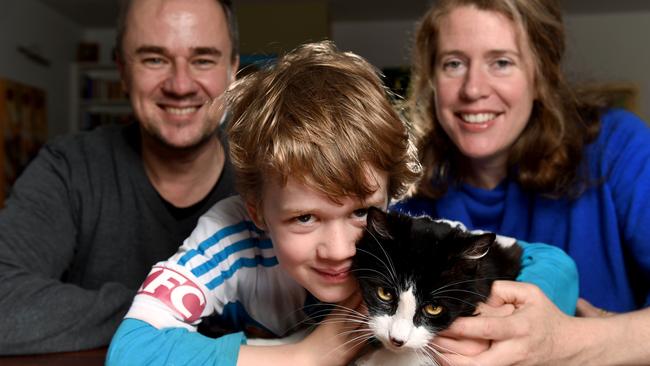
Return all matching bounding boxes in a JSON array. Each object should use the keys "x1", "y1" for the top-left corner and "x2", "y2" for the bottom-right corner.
[{"x1": 164, "y1": 106, "x2": 200, "y2": 115}]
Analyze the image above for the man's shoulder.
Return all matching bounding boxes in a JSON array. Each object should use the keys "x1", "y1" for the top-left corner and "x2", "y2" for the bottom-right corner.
[{"x1": 46, "y1": 124, "x2": 133, "y2": 155}]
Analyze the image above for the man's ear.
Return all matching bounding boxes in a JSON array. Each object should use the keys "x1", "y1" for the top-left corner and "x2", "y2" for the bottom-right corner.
[
  {"x1": 245, "y1": 201, "x2": 266, "y2": 230},
  {"x1": 229, "y1": 56, "x2": 239, "y2": 83},
  {"x1": 115, "y1": 55, "x2": 129, "y2": 94}
]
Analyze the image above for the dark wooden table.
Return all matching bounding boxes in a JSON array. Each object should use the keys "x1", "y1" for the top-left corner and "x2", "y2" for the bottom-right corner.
[{"x1": 0, "y1": 347, "x2": 106, "y2": 366}]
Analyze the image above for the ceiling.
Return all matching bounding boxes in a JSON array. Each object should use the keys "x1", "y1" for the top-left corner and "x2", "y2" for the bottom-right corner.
[{"x1": 36, "y1": 0, "x2": 650, "y2": 28}]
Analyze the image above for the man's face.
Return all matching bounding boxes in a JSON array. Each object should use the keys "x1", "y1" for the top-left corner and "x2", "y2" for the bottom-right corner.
[
  {"x1": 120, "y1": 0, "x2": 238, "y2": 149},
  {"x1": 249, "y1": 168, "x2": 389, "y2": 304}
]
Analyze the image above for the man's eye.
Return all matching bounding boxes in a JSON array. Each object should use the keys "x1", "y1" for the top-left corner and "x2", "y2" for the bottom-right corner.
[
  {"x1": 143, "y1": 57, "x2": 165, "y2": 66},
  {"x1": 193, "y1": 59, "x2": 216, "y2": 68}
]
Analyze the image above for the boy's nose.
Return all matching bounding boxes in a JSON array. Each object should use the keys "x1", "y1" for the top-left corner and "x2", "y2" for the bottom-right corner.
[{"x1": 317, "y1": 224, "x2": 357, "y2": 260}]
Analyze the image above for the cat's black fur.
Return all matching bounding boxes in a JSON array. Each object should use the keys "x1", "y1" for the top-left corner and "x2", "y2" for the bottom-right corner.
[{"x1": 353, "y1": 207, "x2": 522, "y2": 336}]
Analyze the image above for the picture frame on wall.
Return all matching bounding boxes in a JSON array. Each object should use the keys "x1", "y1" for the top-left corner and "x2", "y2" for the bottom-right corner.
[{"x1": 0, "y1": 78, "x2": 47, "y2": 207}]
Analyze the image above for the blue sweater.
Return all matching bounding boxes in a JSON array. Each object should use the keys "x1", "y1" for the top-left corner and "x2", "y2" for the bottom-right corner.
[{"x1": 395, "y1": 109, "x2": 650, "y2": 312}]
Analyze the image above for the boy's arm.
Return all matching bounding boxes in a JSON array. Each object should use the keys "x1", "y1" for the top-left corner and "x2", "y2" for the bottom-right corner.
[
  {"x1": 515, "y1": 240, "x2": 579, "y2": 315},
  {"x1": 107, "y1": 318, "x2": 245, "y2": 365}
]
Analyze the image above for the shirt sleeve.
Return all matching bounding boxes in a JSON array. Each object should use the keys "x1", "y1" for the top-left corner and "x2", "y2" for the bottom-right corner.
[
  {"x1": 109, "y1": 196, "x2": 260, "y2": 364},
  {"x1": 600, "y1": 110, "x2": 650, "y2": 307},
  {"x1": 0, "y1": 142, "x2": 134, "y2": 354},
  {"x1": 106, "y1": 318, "x2": 246, "y2": 366},
  {"x1": 516, "y1": 240, "x2": 579, "y2": 315}
]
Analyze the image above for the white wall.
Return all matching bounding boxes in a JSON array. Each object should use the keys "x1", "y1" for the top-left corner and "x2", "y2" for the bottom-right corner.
[
  {"x1": 0, "y1": 0, "x2": 81, "y2": 138},
  {"x1": 332, "y1": 20, "x2": 416, "y2": 69},
  {"x1": 564, "y1": 11, "x2": 650, "y2": 120}
]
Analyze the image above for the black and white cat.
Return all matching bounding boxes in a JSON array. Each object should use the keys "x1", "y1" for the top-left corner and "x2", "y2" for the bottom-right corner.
[{"x1": 351, "y1": 207, "x2": 522, "y2": 366}]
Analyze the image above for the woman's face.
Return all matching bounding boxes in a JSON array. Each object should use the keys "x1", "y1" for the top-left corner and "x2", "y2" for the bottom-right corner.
[{"x1": 433, "y1": 5, "x2": 536, "y2": 171}]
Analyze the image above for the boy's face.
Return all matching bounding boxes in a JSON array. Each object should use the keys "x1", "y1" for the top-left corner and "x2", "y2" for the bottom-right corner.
[{"x1": 249, "y1": 168, "x2": 389, "y2": 304}]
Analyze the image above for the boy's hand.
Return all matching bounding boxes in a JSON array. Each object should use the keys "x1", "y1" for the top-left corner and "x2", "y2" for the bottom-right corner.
[{"x1": 298, "y1": 292, "x2": 369, "y2": 366}]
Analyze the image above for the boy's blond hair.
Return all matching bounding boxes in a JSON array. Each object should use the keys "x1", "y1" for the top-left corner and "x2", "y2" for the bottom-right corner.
[{"x1": 227, "y1": 41, "x2": 421, "y2": 209}]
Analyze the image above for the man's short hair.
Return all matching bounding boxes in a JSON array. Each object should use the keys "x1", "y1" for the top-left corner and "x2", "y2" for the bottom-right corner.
[{"x1": 114, "y1": 0, "x2": 239, "y2": 63}]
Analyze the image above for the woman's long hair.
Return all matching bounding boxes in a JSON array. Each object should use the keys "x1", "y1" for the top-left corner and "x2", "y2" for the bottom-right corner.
[{"x1": 408, "y1": 0, "x2": 603, "y2": 199}]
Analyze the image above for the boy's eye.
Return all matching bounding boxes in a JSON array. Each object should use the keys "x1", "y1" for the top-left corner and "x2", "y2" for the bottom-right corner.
[
  {"x1": 295, "y1": 214, "x2": 313, "y2": 223},
  {"x1": 376, "y1": 287, "x2": 393, "y2": 302},
  {"x1": 495, "y1": 59, "x2": 512, "y2": 68},
  {"x1": 353, "y1": 208, "x2": 368, "y2": 218},
  {"x1": 423, "y1": 304, "x2": 444, "y2": 316}
]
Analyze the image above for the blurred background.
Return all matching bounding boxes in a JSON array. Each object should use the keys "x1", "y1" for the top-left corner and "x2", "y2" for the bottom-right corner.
[{"x1": 0, "y1": 0, "x2": 648, "y2": 201}]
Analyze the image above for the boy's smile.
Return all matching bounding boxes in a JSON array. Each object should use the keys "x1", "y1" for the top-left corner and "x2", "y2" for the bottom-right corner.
[{"x1": 248, "y1": 168, "x2": 389, "y2": 304}]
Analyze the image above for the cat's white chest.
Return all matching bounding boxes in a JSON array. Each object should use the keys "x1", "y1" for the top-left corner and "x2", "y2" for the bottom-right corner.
[{"x1": 354, "y1": 347, "x2": 435, "y2": 366}]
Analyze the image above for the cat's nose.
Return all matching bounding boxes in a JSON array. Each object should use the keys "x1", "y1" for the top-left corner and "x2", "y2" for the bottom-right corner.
[{"x1": 389, "y1": 336, "x2": 404, "y2": 347}]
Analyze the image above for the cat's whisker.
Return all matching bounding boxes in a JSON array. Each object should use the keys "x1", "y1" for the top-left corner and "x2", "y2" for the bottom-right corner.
[
  {"x1": 360, "y1": 228, "x2": 399, "y2": 284},
  {"x1": 322, "y1": 331, "x2": 374, "y2": 360},
  {"x1": 417, "y1": 347, "x2": 442, "y2": 366},
  {"x1": 353, "y1": 271, "x2": 395, "y2": 289},
  {"x1": 425, "y1": 344, "x2": 455, "y2": 366},
  {"x1": 428, "y1": 341, "x2": 483, "y2": 366},
  {"x1": 322, "y1": 303, "x2": 369, "y2": 317},
  {"x1": 432, "y1": 295, "x2": 482, "y2": 308},
  {"x1": 355, "y1": 245, "x2": 399, "y2": 288},
  {"x1": 316, "y1": 318, "x2": 370, "y2": 329},
  {"x1": 429, "y1": 276, "x2": 513, "y2": 296},
  {"x1": 432, "y1": 288, "x2": 489, "y2": 299}
]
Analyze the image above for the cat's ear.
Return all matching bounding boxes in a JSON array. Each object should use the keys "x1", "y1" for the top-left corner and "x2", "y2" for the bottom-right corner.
[
  {"x1": 366, "y1": 207, "x2": 392, "y2": 239},
  {"x1": 462, "y1": 233, "x2": 496, "y2": 260}
]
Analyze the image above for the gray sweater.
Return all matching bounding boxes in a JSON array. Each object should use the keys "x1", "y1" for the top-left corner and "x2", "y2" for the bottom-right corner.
[{"x1": 0, "y1": 123, "x2": 236, "y2": 354}]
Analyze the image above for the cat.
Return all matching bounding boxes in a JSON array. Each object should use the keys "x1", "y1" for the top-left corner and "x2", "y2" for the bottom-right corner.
[{"x1": 350, "y1": 207, "x2": 522, "y2": 366}]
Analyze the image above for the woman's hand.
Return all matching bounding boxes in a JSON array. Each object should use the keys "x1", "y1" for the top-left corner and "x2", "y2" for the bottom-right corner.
[
  {"x1": 431, "y1": 297, "x2": 515, "y2": 364},
  {"x1": 433, "y1": 280, "x2": 579, "y2": 366}
]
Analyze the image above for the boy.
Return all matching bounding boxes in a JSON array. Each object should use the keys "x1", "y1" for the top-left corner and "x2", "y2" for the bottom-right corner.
[{"x1": 107, "y1": 41, "x2": 577, "y2": 365}]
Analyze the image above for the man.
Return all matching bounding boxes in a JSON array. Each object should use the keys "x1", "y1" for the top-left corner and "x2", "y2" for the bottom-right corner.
[{"x1": 0, "y1": 0, "x2": 239, "y2": 354}]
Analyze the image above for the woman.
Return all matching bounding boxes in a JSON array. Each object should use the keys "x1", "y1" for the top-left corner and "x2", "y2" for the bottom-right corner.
[{"x1": 397, "y1": 0, "x2": 650, "y2": 364}]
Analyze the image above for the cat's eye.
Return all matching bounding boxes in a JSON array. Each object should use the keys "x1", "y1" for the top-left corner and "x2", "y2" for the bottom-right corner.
[
  {"x1": 423, "y1": 304, "x2": 443, "y2": 316},
  {"x1": 376, "y1": 287, "x2": 393, "y2": 302}
]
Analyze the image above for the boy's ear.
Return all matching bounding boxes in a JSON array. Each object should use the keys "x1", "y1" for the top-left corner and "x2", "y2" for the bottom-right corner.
[{"x1": 245, "y1": 201, "x2": 266, "y2": 230}]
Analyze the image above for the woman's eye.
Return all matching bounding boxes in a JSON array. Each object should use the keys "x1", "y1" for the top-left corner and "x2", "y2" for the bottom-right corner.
[
  {"x1": 444, "y1": 60, "x2": 462, "y2": 69},
  {"x1": 423, "y1": 304, "x2": 444, "y2": 316},
  {"x1": 376, "y1": 287, "x2": 393, "y2": 302},
  {"x1": 440, "y1": 59, "x2": 466, "y2": 76},
  {"x1": 495, "y1": 59, "x2": 513, "y2": 69}
]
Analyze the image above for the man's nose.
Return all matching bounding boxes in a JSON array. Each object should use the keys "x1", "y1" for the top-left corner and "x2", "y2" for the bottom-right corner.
[{"x1": 162, "y1": 61, "x2": 198, "y2": 97}]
